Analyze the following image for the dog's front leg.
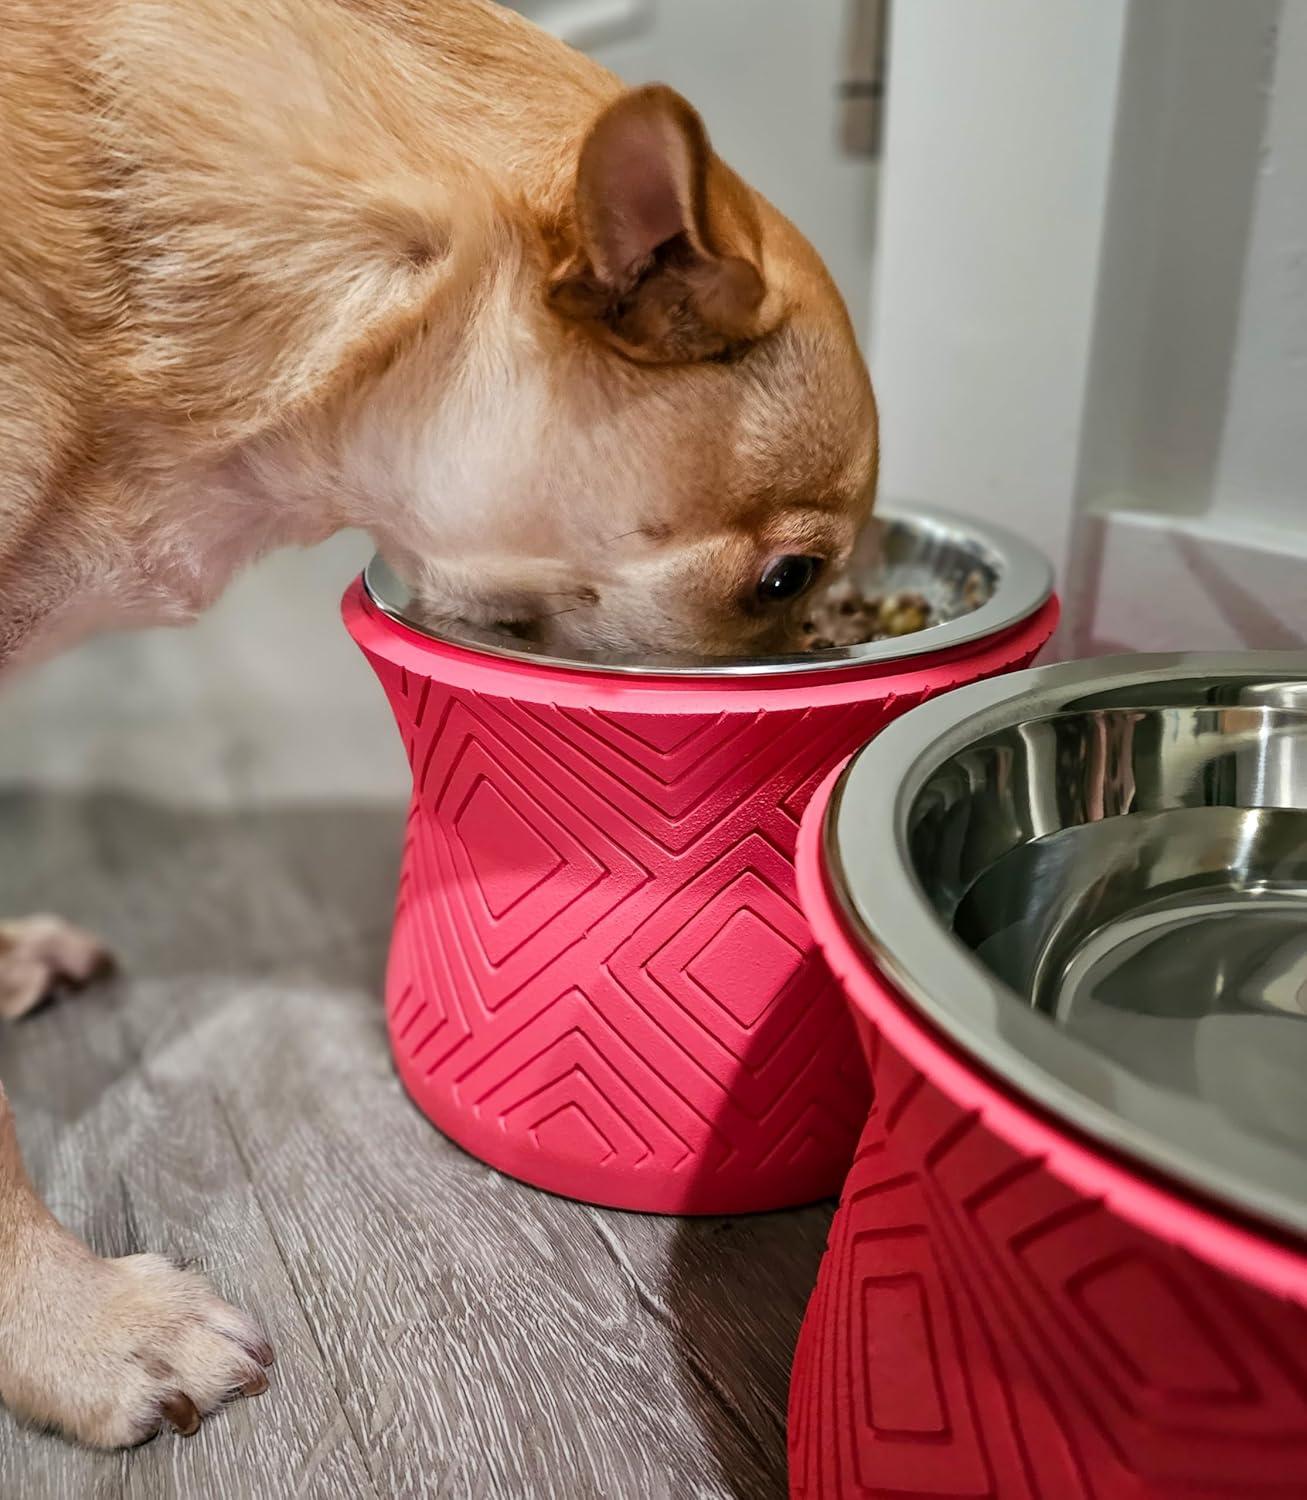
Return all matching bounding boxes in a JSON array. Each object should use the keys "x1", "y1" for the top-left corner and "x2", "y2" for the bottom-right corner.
[
  {"x1": 0, "y1": 1083, "x2": 272, "y2": 1447},
  {"x1": 0, "y1": 916, "x2": 113, "y2": 1019}
]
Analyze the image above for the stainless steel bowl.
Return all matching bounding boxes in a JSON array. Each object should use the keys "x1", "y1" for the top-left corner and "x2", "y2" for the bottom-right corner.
[
  {"x1": 826, "y1": 653, "x2": 1307, "y2": 1235},
  {"x1": 362, "y1": 504, "x2": 1053, "y2": 678}
]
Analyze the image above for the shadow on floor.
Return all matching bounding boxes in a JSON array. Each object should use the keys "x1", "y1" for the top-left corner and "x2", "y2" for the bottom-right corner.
[
  {"x1": 0, "y1": 786, "x2": 405, "y2": 1121},
  {"x1": 0, "y1": 785, "x2": 405, "y2": 977},
  {"x1": 663, "y1": 1203, "x2": 833, "y2": 1498}
]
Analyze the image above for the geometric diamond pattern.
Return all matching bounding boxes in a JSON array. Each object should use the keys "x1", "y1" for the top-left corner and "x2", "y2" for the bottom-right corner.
[
  {"x1": 686, "y1": 906, "x2": 805, "y2": 1029},
  {"x1": 788, "y1": 1009, "x2": 1307, "y2": 1499},
  {"x1": 454, "y1": 776, "x2": 563, "y2": 920},
  {"x1": 349, "y1": 587, "x2": 1054, "y2": 1213}
]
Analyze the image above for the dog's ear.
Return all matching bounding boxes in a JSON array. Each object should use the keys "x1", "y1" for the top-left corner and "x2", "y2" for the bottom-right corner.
[{"x1": 548, "y1": 85, "x2": 773, "y2": 364}]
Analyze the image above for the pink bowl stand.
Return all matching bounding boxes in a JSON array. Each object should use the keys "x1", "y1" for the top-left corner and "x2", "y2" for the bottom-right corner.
[
  {"x1": 343, "y1": 582, "x2": 1057, "y2": 1213},
  {"x1": 790, "y1": 766, "x2": 1307, "y2": 1499}
]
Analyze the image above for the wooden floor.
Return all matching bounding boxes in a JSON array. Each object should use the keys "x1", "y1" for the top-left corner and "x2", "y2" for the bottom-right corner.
[{"x1": 0, "y1": 536, "x2": 832, "y2": 1500}]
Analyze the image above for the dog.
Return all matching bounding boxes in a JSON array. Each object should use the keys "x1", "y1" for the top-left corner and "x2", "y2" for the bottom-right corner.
[{"x1": 0, "y1": 0, "x2": 877, "y2": 1447}]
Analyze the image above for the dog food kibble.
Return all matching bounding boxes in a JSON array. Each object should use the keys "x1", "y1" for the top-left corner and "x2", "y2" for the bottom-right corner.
[
  {"x1": 800, "y1": 588, "x2": 936, "y2": 650},
  {"x1": 882, "y1": 593, "x2": 932, "y2": 636}
]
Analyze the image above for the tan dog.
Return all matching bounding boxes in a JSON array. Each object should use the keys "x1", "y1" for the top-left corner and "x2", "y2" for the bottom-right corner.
[{"x1": 0, "y1": 0, "x2": 877, "y2": 1448}]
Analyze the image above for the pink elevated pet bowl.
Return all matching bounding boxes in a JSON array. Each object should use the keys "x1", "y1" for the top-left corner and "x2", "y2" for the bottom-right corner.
[
  {"x1": 342, "y1": 506, "x2": 1056, "y2": 1213},
  {"x1": 790, "y1": 654, "x2": 1307, "y2": 1498}
]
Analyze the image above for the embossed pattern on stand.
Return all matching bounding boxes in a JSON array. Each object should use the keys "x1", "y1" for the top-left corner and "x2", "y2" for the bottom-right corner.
[
  {"x1": 374, "y1": 669, "x2": 886, "y2": 1212},
  {"x1": 789, "y1": 1022, "x2": 1307, "y2": 1498},
  {"x1": 344, "y1": 582, "x2": 1056, "y2": 1214}
]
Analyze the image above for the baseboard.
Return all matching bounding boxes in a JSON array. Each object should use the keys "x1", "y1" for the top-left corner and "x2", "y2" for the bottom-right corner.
[{"x1": 1058, "y1": 507, "x2": 1307, "y2": 659}]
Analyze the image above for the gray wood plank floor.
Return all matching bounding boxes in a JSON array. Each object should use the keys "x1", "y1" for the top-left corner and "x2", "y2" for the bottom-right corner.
[{"x1": 0, "y1": 537, "x2": 832, "y2": 1500}]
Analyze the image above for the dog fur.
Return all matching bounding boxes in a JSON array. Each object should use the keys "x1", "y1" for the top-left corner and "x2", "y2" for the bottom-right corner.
[{"x1": 0, "y1": 0, "x2": 876, "y2": 1445}]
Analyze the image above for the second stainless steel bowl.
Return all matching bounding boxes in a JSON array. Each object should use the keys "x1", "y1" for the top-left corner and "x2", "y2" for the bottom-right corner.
[{"x1": 826, "y1": 654, "x2": 1307, "y2": 1236}]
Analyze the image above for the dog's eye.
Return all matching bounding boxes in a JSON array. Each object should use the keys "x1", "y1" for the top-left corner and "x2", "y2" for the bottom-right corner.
[{"x1": 756, "y1": 555, "x2": 822, "y2": 604}]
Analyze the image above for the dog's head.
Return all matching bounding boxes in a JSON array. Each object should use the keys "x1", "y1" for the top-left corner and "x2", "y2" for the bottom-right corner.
[{"x1": 360, "y1": 85, "x2": 877, "y2": 659}]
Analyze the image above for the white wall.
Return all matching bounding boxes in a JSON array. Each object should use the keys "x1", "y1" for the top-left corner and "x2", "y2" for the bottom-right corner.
[
  {"x1": 1208, "y1": 0, "x2": 1307, "y2": 535},
  {"x1": 1074, "y1": 0, "x2": 1282, "y2": 524},
  {"x1": 868, "y1": 0, "x2": 1129, "y2": 573},
  {"x1": 1062, "y1": 0, "x2": 1307, "y2": 654},
  {"x1": 870, "y1": 0, "x2": 1307, "y2": 655},
  {"x1": 512, "y1": 0, "x2": 880, "y2": 338}
]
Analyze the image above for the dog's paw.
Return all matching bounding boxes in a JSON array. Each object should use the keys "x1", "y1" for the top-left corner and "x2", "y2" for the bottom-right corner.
[
  {"x1": 0, "y1": 915, "x2": 114, "y2": 1020},
  {"x1": 2, "y1": 1248, "x2": 273, "y2": 1449}
]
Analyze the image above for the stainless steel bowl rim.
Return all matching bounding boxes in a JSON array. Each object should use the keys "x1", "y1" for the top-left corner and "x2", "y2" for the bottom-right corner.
[
  {"x1": 361, "y1": 504, "x2": 1053, "y2": 678},
  {"x1": 826, "y1": 651, "x2": 1307, "y2": 1238}
]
